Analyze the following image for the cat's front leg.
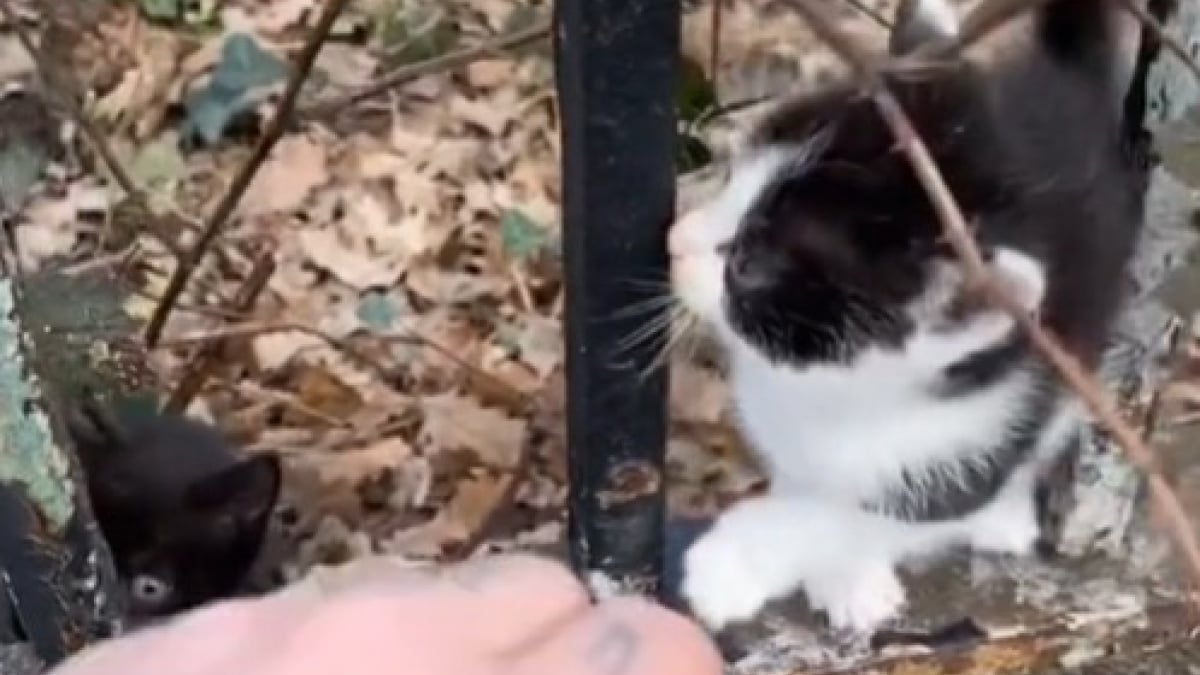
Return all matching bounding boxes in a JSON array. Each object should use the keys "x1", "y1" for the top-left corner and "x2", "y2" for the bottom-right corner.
[
  {"x1": 681, "y1": 495, "x2": 908, "y2": 634},
  {"x1": 966, "y1": 468, "x2": 1040, "y2": 556}
]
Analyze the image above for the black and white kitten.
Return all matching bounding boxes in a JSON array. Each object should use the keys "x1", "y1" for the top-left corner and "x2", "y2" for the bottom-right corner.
[
  {"x1": 69, "y1": 402, "x2": 281, "y2": 620},
  {"x1": 671, "y1": 0, "x2": 1147, "y2": 634}
]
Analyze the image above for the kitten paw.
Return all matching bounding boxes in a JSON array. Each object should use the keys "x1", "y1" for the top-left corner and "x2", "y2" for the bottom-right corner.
[
  {"x1": 681, "y1": 527, "x2": 775, "y2": 630},
  {"x1": 806, "y1": 564, "x2": 906, "y2": 633},
  {"x1": 968, "y1": 498, "x2": 1039, "y2": 556},
  {"x1": 971, "y1": 520, "x2": 1038, "y2": 556}
]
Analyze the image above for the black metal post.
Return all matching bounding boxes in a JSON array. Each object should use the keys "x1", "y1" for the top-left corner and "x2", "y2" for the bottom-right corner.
[{"x1": 555, "y1": 0, "x2": 680, "y2": 597}]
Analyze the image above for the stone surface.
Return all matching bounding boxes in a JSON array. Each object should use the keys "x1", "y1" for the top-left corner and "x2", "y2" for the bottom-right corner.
[{"x1": 1145, "y1": 0, "x2": 1200, "y2": 128}]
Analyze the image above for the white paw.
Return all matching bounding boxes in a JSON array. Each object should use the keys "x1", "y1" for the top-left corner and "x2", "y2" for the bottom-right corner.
[
  {"x1": 681, "y1": 527, "x2": 776, "y2": 630},
  {"x1": 805, "y1": 564, "x2": 906, "y2": 633},
  {"x1": 968, "y1": 497, "x2": 1039, "y2": 556},
  {"x1": 970, "y1": 517, "x2": 1039, "y2": 556}
]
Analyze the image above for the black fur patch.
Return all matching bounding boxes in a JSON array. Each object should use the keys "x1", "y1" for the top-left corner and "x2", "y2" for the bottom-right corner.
[{"x1": 69, "y1": 402, "x2": 282, "y2": 620}]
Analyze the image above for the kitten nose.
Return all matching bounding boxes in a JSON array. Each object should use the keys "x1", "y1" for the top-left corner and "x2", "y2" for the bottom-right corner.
[{"x1": 668, "y1": 208, "x2": 707, "y2": 257}]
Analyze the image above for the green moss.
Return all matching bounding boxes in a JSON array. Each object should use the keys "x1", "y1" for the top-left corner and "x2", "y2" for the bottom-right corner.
[{"x1": 0, "y1": 280, "x2": 74, "y2": 531}]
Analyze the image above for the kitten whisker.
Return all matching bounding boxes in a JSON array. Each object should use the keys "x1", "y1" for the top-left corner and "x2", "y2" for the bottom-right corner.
[
  {"x1": 638, "y1": 304, "x2": 699, "y2": 381},
  {"x1": 611, "y1": 306, "x2": 677, "y2": 362},
  {"x1": 604, "y1": 293, "x2": 677, "y2": 321}
]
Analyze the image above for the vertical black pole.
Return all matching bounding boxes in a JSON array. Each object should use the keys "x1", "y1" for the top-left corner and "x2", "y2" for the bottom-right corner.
[{"x1": 555, "y1": 0, "x2": 680, "y2": 596}]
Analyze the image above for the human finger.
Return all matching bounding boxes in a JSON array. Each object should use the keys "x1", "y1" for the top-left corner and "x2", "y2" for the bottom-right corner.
[
  {"x1": 255, "y1": 554, "x2": 591, "y2": 664},
  {"x1": 505, "y1": 597, "x2": 723, "y2": 675},
  {"x1": 46, "y1": 599, "x2": 275, "y2": 675}
]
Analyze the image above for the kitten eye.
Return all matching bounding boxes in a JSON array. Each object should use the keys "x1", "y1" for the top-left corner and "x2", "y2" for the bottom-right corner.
[
  {"x1": 131, "y1": 574, "x2": 172, "y2": 605},
  {"x1": 716, "y1": 241, "x2": 733, "y2": 257}
]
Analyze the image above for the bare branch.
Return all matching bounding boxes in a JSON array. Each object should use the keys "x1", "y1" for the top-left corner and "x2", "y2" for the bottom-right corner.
[
  {"x1": 163, "y1": 249, "x2": 276, "y2": 414},
  {"x1": 299, "y1": 17, "x2": 551, "y2": 119},
  {"x1": 840, "y1": 0, "x2": 892, "y2": 28},
  {"x1": 142, "y1": 0, "x2": 351, "y2": 347},
  {"x1": 710, "y1": 0, "x2": 724, "y2": 97},
  {"x1": 783, "y1": 0, "x2": 1200, "y2": 588},
  {"x1": 156, "y1": 318, "x2": 533, "y2": 407}
]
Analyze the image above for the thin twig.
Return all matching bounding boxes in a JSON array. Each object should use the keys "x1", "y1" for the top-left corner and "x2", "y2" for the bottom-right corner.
[
  {"x1": 1117, "y1": 0, "x2": 1200, "y2": 83},
  {"x1": 157, "y1": 319, "x2": 399, "y2": 378},
  {"x1": 164, "y1": 249, "x2": 276, "y2": 414},
  {"x1": 235, "y1": 380, "x2": 352, "y2": 429},
  {"x1": 840, "y1": 0, "x2": 892, "y2": 28},
  {"x1": 709, "y1": 0, "x2": 723, "y2": 98},
  {"x1": 690, "y1": 94, "x2": 772, "y2": 131},
  {"x1": 58, "y1": 241, "x2": 145, "y2": 276},
  {"x1": 156, "y1": 318, "x2": 532, "y2": 406},
  {"x1": 1140, "y1": 316, "x2": 1185, "y2": 441},
  {"x1": 785, "y1": 0, "x2": 1200, "y2": 588},
  {"x1": 143, "y1": 0, "x2": 350, "y2": 347},
  {"x1": 299, "y1": 17, "x2": 551, "y2": 119}
]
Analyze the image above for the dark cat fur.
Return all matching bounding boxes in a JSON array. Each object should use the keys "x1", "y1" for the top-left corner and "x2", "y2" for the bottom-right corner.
[{"x1": 69, "y1": 402, "x2": 281, "y2": 620}]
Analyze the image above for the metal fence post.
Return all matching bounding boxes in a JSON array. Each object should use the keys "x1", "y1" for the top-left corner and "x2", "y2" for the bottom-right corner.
[{"x1": 554, "y1": 0, "x2": 681, "y2": 597}]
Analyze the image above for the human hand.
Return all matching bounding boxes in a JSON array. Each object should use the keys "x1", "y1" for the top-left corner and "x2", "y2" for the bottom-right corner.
[{"x1": 49, "y1": 554, "x2": 723, "y2": 675}]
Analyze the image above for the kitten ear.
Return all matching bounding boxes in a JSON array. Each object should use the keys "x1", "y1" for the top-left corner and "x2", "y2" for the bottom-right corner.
[
  {"x1": 889, "y1": 0, "x2": 959, "y2": 56},
  {"x1": 185, "y1": 454, "x2": 282, "y2": 538},
  {"x1": 987, "y1": 247, "x2": 1046, "y2": 314},
  {"x1": 65, "y1": 399, "x2": 132, "y2": 465}
]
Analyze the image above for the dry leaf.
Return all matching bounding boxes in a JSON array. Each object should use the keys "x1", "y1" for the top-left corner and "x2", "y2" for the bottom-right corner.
[
  {"x1": 420, "y1": 393, "x2": 527, "y2": 469},
  {"x1": 18, "y1": 181, "x2": 110, "y2": 270},
  {"x1": 241, "y1": 134, "x2": 329, "y2": 217},
  {"x1": 670, "y1": 362, "x2": 728, "y2": 425},
  {"x1": 313, "y1": 43, "x2": 379, "y2": 90},
  {"x1": 384, "y1": 474, "x2": 511, "y2": 557},
  {"x1": 0, "y1": 35, "x2": 34, "y2": 82},
  {"x1": 444, "y1": 474, "x2": 511, "y2": 539},
  {"x1": 250, "y1": 0, "x2": 318, "y2": 33},
  {"x1": 511, "y1": 314, "x2": 562, "y2": 379},
  {"x1": 292, "y1": 366, "x2": 365, "y2": 421},
  {"x1": 314, "y1": 437, "x2": 414, "y2": 485},
  {"x1": 465, "y1": 59, "x2": 515, "y2": 88},
  {"x1": 251, "y1": 330, "x2": 325, "y2": 373}
]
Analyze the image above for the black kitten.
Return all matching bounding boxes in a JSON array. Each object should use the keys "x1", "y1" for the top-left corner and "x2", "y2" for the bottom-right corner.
[
  {"x1": 670, "y1": 0, "x2": 1146, "y2": 633},
  {"x1": 68, "y1": 402, "x2": 281, "y2": 620}
]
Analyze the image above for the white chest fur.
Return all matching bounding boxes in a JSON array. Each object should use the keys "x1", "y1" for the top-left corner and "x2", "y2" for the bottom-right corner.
[{"x1": 727, "y1": 335, "x2": 1034, "y2": 504}]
